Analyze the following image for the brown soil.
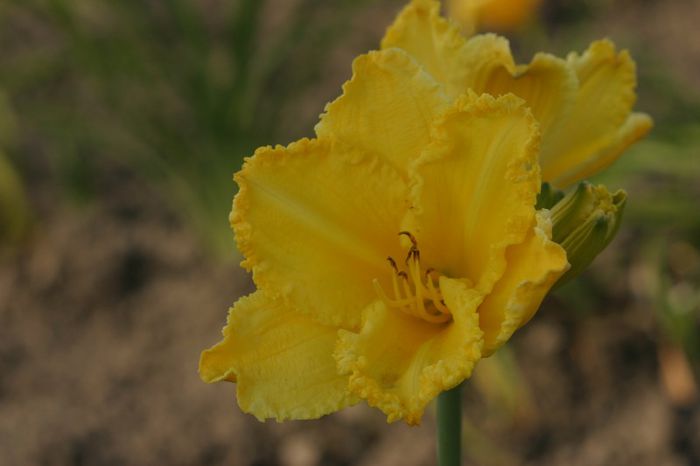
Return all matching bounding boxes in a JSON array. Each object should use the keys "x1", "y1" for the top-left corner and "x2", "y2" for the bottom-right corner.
[{"x1": 1, "y1": 158, "x2": 698, "y2": 466}]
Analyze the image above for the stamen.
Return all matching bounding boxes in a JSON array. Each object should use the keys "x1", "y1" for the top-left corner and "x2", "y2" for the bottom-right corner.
[
  {"x1": 373, "y1": 279, "x2": 413, "y2": 307},
  {"x1": 373, "y1": 233, "x2": 453, "y2": 324},
  {"x1": 426, "y1": 277, "x2": 450, "y2": 314},
  {"x1": 390, "y1": 268, "x2": 403, "y2": 302},
  {"x1": 398, "y1": 231, "x2": 417, "y2": 247},
  {"x1": 405, "y1": 246, "x2": 420, "y2": 265},
  {"x1": 400, "y1": 273, "x2": 414, "y2": 304}
]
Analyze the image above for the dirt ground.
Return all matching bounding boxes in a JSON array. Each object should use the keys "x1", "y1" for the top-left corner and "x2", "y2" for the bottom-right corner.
[{"x1": 1, "y1": 155, "x2": 698, "y2": 466}]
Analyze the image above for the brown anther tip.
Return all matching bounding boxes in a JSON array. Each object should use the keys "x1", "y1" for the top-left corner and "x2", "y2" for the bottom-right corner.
[
  {"x1": 387, "y1": 256, "x2": 398, "y2": 271},
  {"x1": 398, "y1": 271, "x2": 408, "y2": 280},
  {"x1": 404, "y1": 247, "x2": 417, "y2": 265},
  {"x1": 398, "y1": 231, "x2": 417, "y2": 246},
  {"x1": 425, "y1": 267, "x2": 435, "y2": 277}
]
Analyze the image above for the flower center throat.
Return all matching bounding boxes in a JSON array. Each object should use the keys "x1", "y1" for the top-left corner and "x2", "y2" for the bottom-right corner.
[{"x1": 373, "y1": 232, "x2": 452, "y2": 324}]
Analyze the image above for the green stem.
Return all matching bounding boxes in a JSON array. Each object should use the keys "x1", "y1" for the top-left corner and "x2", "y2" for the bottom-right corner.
[{"x1": 437, "y1": 383, "x2": 463, "y2": 466}]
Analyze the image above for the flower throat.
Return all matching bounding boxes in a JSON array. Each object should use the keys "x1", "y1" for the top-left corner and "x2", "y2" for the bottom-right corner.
[{"x1": 373, "y1": 232, "x2": 452, "y2": 324}]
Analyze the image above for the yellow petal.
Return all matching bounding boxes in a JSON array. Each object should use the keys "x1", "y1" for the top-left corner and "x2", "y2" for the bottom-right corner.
[
  {"x1": 381, "y1": 0, "x2": 478, "y2": 98},
  {"x1": 478, "y1": 211, "x2": 569, "y2": 355},
  {"x1": 549, "y1": 112, "x2": 653, "y2": 188},
  {"x1": 200, "y1": 291, "x2": 357, "y2": 421},
  {"x1": 335, "y1": 278, "x2": 483, "y2": 425},
  {"x1": 540, "y1": 40, "x2": 643, "y2": 187},
  {"x1": 405, "y1": 92, "x2": 541, "y2": 294},
  {"x1": 383, "y1": 3, "x2": 648, "y2": 186},
  {"x1": 446, "y1": 0, "x2": 478, "y2": 35},
  {"x1": 481, "y1": 52, "x2": 577, "y2": 138},
  {"x1": 315, "y1": 48, "x2": 449, "y2": 177},
  {"x1": 233, "y1": 138, "x2": 407, "y2": 330},
  {"x1": 454, "y1": 37, "x2": 578, "y2": 141},
  {"x1": 382, "y1": 0, "x2": 573, "y2": 132}
]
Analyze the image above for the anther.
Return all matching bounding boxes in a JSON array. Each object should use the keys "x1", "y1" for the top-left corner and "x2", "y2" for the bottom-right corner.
[
  {"x1": 387, "y1": 256, "x2": 398, "y2": 272},
  {"x1": 398, "y1": 231, "x2": 417, "y2": 247},
  {"x1": 373, "y1": 233, "x2": 453, "y2": 324},
  {"x1": 405, "y1": 246, "x2": 420, "y2": 265}
]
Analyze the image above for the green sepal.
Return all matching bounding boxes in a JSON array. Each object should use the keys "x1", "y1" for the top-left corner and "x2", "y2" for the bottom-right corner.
[{"x1": 548, "y1": 182, "x2": 626, "y2": 288}]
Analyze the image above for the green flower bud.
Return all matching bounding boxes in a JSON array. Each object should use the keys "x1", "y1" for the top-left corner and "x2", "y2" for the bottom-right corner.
[
  {"x1": 536, "y1": 182, "x2": 564, "y2": 210},
  {"x1": 549, "y1": 182, "x2": 626, "y2": 287}
]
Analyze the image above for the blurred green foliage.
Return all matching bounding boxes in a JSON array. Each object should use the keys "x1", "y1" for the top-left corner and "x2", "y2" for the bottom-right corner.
[
  {"x1": 0, "y1": 0, "x2": 371, "y2": 255},
  {"x1": 0, "y1": 91, "x2": 30, "y2": 251},
  {"x1": 0, "y1": 152, "x2": 30, "y2": 248},
  {"x1": 586, "y1": 41, "x2": 700, "y2": 354},
  {"x1": 589, "y1": 126, "x2": 700, "y2": 375}
]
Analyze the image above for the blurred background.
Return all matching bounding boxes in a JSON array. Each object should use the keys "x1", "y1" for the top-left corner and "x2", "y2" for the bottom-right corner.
[{"x1": 0, "y1": 0, "x2": 698, "y2": 464}]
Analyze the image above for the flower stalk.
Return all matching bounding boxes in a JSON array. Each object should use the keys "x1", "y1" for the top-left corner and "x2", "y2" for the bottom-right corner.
[{"x1": 437, "y1": 383, "x2": 463, "y2": 466}]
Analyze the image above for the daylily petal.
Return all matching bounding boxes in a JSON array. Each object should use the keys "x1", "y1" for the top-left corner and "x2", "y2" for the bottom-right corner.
[
  {"x1": 481, "y1": 52, "x2": 577, "y2": 138},
  {"x1": 382, "y1": 0, "x2": 575, "y2": 136},
  {"x1": 383, "y1": 3, "x2": 649, "y2": 187},
  {"x1": 405, "y1": 92, "x2": 541, "y2": 294},
  {"x1": 335, "y1": 278, "x2": 483, "y2": 425},
  {"x1": 478, "y1": 210, "x2": 569, "y2": 355},
  {"x1": 315, "y1": 48, "x2": 449, "y2": 177},
  {"x1": 381, "y1": 0, "x2": 483, "y2": 98},
  {"x1": 232, "y1": 138, "x2": 407, "y2": 330},
  {"x1": 541, "y1": 40, "x2": 648, "y2": 187},
  {"x1": 200, "y1": 291, "x2": 358, "y2": 421},
  {"x1": 446, "y1": 0, "x2": 478, "y2": 35},
  {"x1": 549, "y1": 112, "x2": 653, "y2": 188}
]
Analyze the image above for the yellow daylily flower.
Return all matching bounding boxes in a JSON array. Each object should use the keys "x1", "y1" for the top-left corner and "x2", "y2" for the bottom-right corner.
[
  {"x1": 382, "y1": 0, "x2": 652, "y2": 188},
  {"x1": 447, "y1": 0, "x2": 543, "y2": 33},
  {"x1": 200, "y1": 46, "x2": 569, "y2": 424}
]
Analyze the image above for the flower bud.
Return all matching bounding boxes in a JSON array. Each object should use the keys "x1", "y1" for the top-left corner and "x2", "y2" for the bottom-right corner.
[
  {"x1": 549, "y1": 182, "x2": 626, "y2": 287},
  {"x1": 535, "y1": 182, "x2": 564, "y2": 210}
]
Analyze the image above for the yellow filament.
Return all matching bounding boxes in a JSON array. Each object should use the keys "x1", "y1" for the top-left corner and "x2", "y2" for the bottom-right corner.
[
  {"x1": 391, "y1": 273, "x2": 403, "y2": 306},
  {"x1": 426, "y1": 277, "x2": 450, "y2": 314},
  {"x1": 373, "y1": 240, "x2": 452, "y2": 324},
  {"x1": 373, "y1": 279, "x2": 414, "y2": 307}
]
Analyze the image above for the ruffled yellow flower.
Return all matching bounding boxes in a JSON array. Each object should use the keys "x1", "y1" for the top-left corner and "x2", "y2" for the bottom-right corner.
[
  {"x1": 199, "y1": 0, "x2": 650, "y2": 425},
  {"x1": 200, "y1": 46, "x2": 569, "y2": 423},
  {"x1": 383, "y1": 0, "x2": 652, "y2": 188},
  {"x1": 448, "y1": 0, "x2": 542, "y2": 33}
]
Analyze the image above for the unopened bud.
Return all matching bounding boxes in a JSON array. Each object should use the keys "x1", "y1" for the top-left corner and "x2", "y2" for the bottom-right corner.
[
  {"x1": 549, "y1": 182, "x2": 626, "y2": 287},
  {"x1": 536, "y1": 182, "x2": 564, "y2": 210}
]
